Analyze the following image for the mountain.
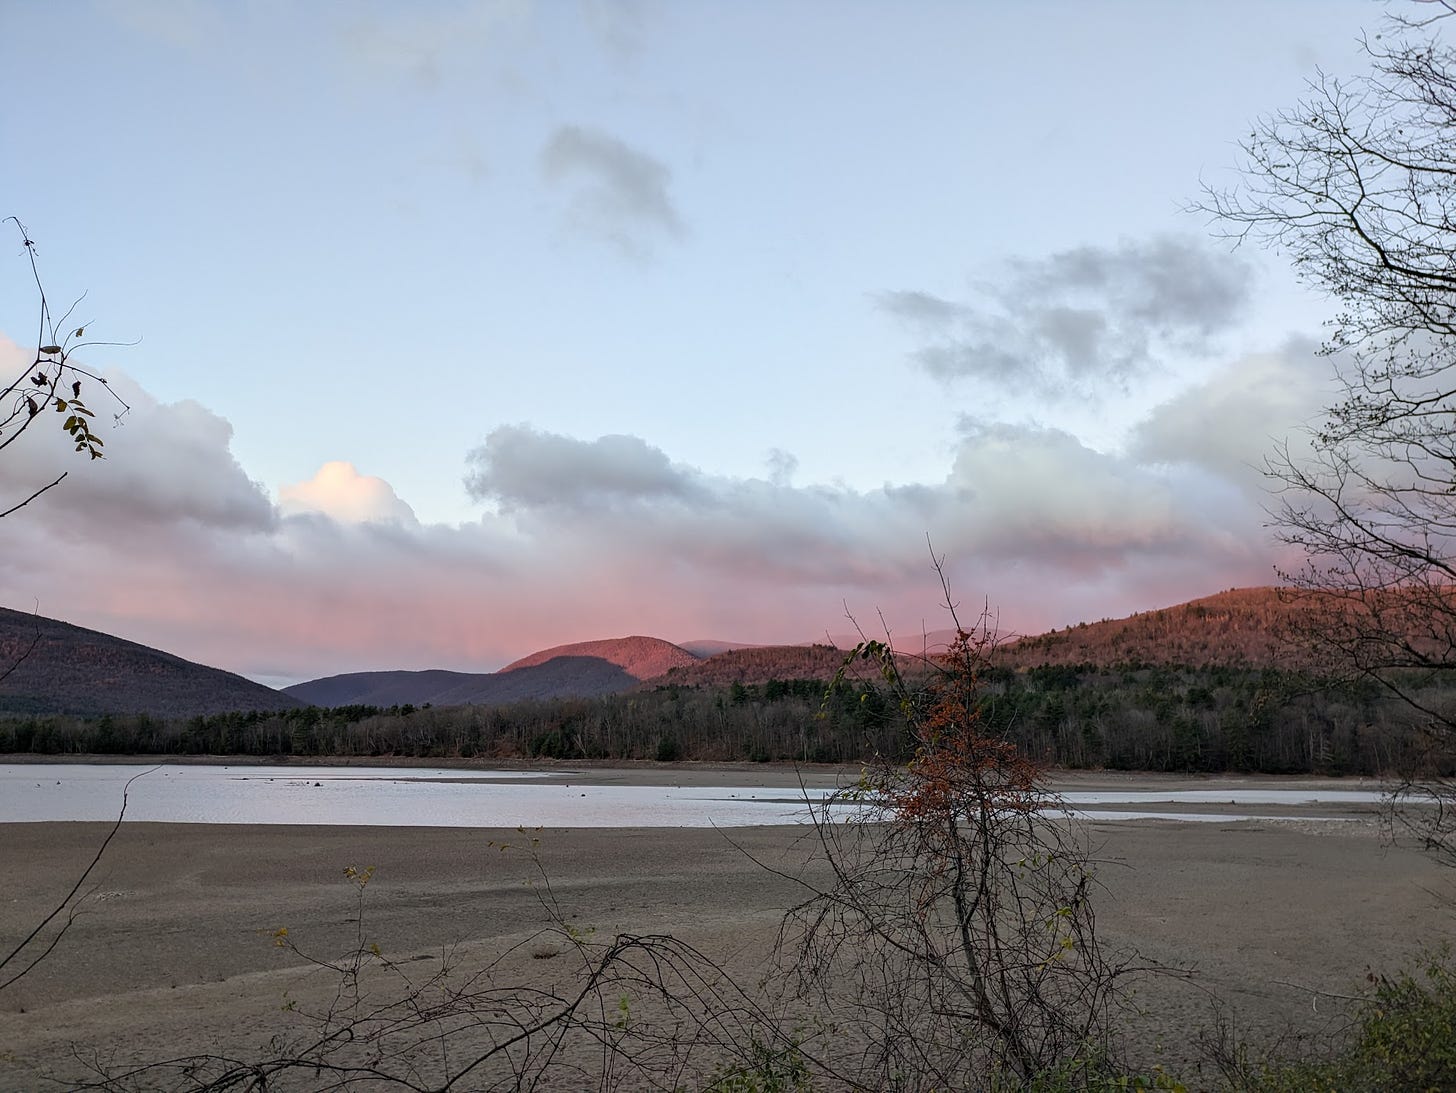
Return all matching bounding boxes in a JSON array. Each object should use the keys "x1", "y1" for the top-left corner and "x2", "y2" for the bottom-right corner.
[
  {"x1": 658, "y1": 588, "x2": 1318, "y2": 687},
  {"x1": 995, "y1": 587, "x2": 1305, "y2": 669},
  {"x1": 287, "y1": 590, "x2": 1323, "y2": 709},
  {"x1": 501, "y1": 635, "x2": 698, "y2": 679},
  {"x1": 652, "y1": 643, "x2": 847, "y2": 687},
  {"x1": 7, "y1": 588, "x2": 1316, "y2": 721},
  {"x1": 0, "y1": 606, "x2": 303, "y2": 717},
  {"x1": 287, "y1": 636, "x2": 698, "y2": 708}
]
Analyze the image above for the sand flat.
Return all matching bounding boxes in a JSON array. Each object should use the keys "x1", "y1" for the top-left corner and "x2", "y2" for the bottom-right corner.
[{"x1": 1, "y1": 771, "x2": 1451, "y2": 1086}]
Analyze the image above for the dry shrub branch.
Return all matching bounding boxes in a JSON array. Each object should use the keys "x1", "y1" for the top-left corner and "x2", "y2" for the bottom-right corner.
[{"x1": 766, "y1": 587, "x2": 1140, "y2": 1090}]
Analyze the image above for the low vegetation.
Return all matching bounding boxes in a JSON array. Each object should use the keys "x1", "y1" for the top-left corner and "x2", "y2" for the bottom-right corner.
[{"x1": 1212, "y1": 950, "x2": 1456, "y2": 1092}]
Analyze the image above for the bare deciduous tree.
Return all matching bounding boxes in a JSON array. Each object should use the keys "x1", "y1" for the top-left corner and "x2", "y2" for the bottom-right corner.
[{"x1": 1199, "y1": 3, "x2": 1456, "y2": 852}]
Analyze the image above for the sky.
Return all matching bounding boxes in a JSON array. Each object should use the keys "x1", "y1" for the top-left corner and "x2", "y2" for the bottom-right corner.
[{"x1": 0, "y1": 0, "x2": 1388, "y2": 686}]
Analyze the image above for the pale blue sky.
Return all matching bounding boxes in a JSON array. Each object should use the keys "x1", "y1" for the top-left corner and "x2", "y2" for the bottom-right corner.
[{"x1": 0, "y1": 1, "x2": 1394, "y2": 681}]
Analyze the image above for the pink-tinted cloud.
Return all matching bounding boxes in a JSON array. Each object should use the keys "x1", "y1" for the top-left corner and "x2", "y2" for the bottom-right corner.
[
  {"x1": 0, "y1": 340, "x2": 1325, "y2": 687},
  {"x1": 280, "y1": 461, "x2": 417, "y2": 524}
]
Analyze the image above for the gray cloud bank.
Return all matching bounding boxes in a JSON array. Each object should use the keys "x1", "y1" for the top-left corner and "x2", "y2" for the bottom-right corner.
[
  {"x1": 0, "y1": 334, "x2": 1327, "y2": 685},
  {"x1": 880, "y1": 236, "x2": 1252, "y2": 394}
]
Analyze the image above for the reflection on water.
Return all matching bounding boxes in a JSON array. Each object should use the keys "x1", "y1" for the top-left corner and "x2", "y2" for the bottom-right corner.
[{"x1": 0, "y1": 764, "x2": 1386, "y2": 828}]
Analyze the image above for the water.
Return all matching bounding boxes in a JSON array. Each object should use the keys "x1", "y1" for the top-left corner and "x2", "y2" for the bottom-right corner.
[
  {"x1": 0, "y1": 764, "x2": 837, "y2": 827},
  {"x1": 0, "y1": 764, "x2": 1387, "y2": 828}
]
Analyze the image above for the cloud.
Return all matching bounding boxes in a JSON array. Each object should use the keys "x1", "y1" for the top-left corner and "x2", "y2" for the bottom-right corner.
[
  {"x1": 460, "y1": 422, "x2": 1269, "y2": 597},
  {"x1": 1130, "y1": 339, "x2": 1330, "y2": 486},
  {"x1": 876, "y1": 290, "x2": 965, "y2": 329},
  {"x1": 540, "y1": 125, "x2": 683, "y2": 256},
  {"x1": 0, "y1": 345, "x2": 274, "y2": 536},
  {"x1": 464, "y1": 425, "x2": 699, "y2": 510},
  {"x1": 0, "y1": 334, "x2": 1325, "y2": 686},
  {"x1": 280, "y1": 461, "x2": 418, "y2": 524},
  {"x1": 881, "y1": 236, "x2": 1252, "y2": 394},
  {"x1": 765, "y1": 448, "x2": 798, "y2": 486}
]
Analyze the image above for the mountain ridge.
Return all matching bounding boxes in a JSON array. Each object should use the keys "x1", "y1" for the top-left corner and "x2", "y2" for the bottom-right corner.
[
  {"x1": 288, "y1": 586, "x2": 1318, "y2": 704},
  {"x1": 2, "y1": 586, "x2": 1324, "y2": 718},
  {"x1": 285, "y1": 636, "x2": 699, "y2": 708},
  {"x1": 0, "y1": 606, "x2": 302, "y2": 718}
]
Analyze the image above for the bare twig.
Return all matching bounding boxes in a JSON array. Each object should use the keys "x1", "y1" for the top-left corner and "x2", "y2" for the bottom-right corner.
[{"x1": 0, "y1": 766, "x2": 157, "y2": 993}]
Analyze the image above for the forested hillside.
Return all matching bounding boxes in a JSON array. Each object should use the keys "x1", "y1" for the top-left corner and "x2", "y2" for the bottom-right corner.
[
  {"x1": 0, "y1": 607, "x2": 301, "y2": 717},
  {"x1": 998, "y1": 587, "x2": 1312, "y2": 668}
]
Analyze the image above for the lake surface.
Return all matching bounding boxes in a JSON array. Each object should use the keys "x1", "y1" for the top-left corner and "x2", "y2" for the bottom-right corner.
[{"x1": 0, "y1": 764, "x2": 1388, "y2": 828}]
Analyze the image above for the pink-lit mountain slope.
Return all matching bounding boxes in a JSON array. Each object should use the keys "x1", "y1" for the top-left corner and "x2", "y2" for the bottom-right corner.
[
  {"x1": 996, "y1": 587, "x2": 1307, "y2": 669},
  {"x1": 502, "y1": 635, "x2": 698, "y2": 679}
]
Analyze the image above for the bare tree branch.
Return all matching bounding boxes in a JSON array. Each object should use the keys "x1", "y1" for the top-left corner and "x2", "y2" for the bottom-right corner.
[{"x1": 0, "y1": 767, "x2": 156, "y2": 994}]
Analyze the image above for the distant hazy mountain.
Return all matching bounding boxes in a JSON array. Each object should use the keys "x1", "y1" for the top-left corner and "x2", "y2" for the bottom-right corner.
[
  {"x1": 675, "y1": 639, "x2": 770, "y2": 658},
  {"x1": 0, "y1": 606, "x2": 303, "y2": 717},
  {"x1": 287, "y1": 636, "x2": 698, "y2": 708}
]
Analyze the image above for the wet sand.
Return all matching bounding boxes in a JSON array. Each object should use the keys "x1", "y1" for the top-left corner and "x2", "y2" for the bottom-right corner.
[{"x1": 1, "y1": 768, "x2": 1451, "y2": 1086}]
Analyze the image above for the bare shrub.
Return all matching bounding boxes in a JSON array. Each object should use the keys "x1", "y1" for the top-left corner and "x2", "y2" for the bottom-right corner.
[{"x1": 759, "y1": 600, "x2": 1139, "y2": 1089}]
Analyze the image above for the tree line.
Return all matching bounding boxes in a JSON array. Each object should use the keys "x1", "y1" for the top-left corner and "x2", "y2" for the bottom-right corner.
[{"x1": 1, "y1": 663, "x2": 1449, "y2": 777}]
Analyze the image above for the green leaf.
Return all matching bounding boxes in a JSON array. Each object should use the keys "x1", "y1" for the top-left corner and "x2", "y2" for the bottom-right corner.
[
  {"x1": 39, "y1": 345, "x2": 61, "y2": 356},
  {"x1": 54, "y1": 398, "x2": 67, "y2": 412}
]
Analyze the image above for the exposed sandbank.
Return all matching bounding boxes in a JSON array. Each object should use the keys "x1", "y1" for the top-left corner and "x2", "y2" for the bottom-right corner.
[{"x1": 0, "y1": 772, "x2": 1449, "y2": 1086}]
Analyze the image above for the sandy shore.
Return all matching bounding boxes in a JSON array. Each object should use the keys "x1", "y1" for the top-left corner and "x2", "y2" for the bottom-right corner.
[{"x1": 1, "y1": 770, "x2": 1451, "y2": 1087}]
